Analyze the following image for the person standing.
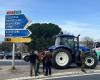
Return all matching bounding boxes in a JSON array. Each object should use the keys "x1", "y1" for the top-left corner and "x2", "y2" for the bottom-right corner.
[
  {"x1": 29, "y1": 50, "x2": 37, "y2": 76},
  {"x1": 80, "y1": 50, "x2": 86, "y2": 73},
  {"x1": 36, "y1": 51, "x2": 45, "y2": 74},
  {"x1": 44, "y1": 51, "x2": 52, "y2": 76},
  {"x1": 42, "y1": 51, "x2": 46, "y2": 73},
  {"x1": 33, "y1": 50, "x2": 40, "y2": 76},
  {"x1": 34, "y1": 50, "x2": 45, "y2": 76}
]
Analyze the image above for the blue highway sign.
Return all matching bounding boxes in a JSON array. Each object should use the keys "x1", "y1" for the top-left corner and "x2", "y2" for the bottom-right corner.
[
  {"x1": 5, "y1": 29, "x2": 31, "y2": 37},
  {"x1": 5, "y1": 14, "x2": 28, "y2": 29}
]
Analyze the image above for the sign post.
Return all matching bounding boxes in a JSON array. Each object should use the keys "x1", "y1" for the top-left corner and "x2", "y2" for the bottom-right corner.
[
  {"x1": 12, "y1": 43, "x2": 15, "y2": 69},
  {"x1": 5, "y1": 10, "x2": 32, "y2": 70}
]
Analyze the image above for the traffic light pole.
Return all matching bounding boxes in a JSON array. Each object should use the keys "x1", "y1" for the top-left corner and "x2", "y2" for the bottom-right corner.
[{"x1": 12, "y1": 43, "x2": 16, "y2": 70}]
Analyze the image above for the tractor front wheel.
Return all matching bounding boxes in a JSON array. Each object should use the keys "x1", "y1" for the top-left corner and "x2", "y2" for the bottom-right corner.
[{"x1": 84, "y1": 54, "x2": 97, "y2": 69}]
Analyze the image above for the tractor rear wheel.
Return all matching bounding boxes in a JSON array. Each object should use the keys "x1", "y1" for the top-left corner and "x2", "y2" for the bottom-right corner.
[
  {"x1": 84, "y1": 54, "x2": 97, "y2": 69},
  {"x1": 52, "y1": 48, "x2": 72, "y2": 69}
]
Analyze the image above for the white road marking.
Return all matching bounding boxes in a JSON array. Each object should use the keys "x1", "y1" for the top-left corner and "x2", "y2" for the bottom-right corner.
[
  {"x1": 6, "y1": 70, "x2": 100, "y2": 80},
  {"x1": 41, "y1": 72, "x2": 100, "y2": 80}
]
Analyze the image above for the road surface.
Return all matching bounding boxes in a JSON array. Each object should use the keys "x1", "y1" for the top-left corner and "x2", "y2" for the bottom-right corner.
[
  {"x1": 0, "y1": 60, "x2": 100, "y2": 80},
  {"x1": 47, "y1": 74, "x2": 100, "y2": 80}
]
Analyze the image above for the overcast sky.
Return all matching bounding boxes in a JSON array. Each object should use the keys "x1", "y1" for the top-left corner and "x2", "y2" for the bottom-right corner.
[{"x1": 0, "y1": 0, "x2": 100, "y2": 42}]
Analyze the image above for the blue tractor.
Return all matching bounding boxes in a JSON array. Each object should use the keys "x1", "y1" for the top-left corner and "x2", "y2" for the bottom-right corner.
[{"x1": 49, "y1": 32, "x2": 97, "y2": 69}]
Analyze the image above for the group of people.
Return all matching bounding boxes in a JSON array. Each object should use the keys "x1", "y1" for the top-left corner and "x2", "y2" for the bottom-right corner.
[
  {"x1": 29, "y1": 50, "x2": 52, "y2": 76},
  {"x1": 29, "y1": 49, "x2": 86, "y2": 77}
]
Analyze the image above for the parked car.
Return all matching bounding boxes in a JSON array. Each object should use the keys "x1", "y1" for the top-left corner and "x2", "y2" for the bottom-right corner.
[
  {"x1": 5, "y1": 51, "x2": 22, "y2": 59},
  {"x1": 5, "y1": 52, "x2": 12, "y2": 59},
  {"x1": 0, "y1": 52, "x2": 4, "y2": 59},
  {"x1": 15, "y1": 52, "x2": 22, "y2": 59}
]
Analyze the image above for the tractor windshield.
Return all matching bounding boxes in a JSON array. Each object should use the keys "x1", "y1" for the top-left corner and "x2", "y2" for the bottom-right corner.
[{"x1": 55, "y1": 36, "x2": 75, "y2": 48}]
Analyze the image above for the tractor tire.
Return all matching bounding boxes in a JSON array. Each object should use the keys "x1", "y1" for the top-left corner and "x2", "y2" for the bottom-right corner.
[
  {"x1": 52, "y1": 48, "x2": 72, "y2": 69},
  {"x1": 84, "y1": 54, "x2": 97, "y2": 69}
]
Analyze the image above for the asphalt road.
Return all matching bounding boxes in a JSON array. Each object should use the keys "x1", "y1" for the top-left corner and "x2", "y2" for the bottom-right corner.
[
  {"x1": 0, "y1": 62, "x2": 100, "y2": 80},
  {"x1": 47, "y1": 74, "x2": 100, "y2": 80}
]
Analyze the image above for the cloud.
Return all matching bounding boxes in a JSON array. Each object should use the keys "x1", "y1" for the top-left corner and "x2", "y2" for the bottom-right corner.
[{"x1": 59, "y1": 21, "x2": 100, "y2": 40}]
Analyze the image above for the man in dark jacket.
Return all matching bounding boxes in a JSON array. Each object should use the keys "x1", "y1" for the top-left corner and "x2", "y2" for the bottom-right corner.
[{"x1": 29, "y1": 50, "x2": 37, "y2": 76}]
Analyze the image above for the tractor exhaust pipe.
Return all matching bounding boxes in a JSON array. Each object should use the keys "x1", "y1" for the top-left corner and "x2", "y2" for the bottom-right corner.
[{"x1": 77, "y1": 34, "x2": 80, "y2": 50}]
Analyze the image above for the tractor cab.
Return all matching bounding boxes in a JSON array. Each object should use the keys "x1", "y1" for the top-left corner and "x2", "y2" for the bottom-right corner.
[{"x1": 55, "y1": 33, "x2": 80, "y2": 51}]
